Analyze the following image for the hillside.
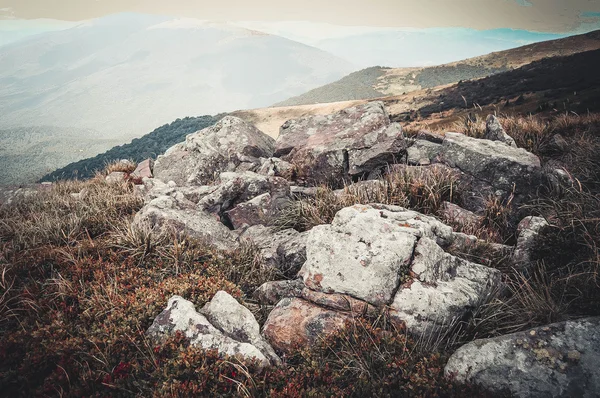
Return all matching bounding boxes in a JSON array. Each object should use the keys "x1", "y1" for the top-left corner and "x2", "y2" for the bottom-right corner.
[
  {"x1": 276, "y1": 29, "x2": 600, "y2": 107},
  {"x1": 0, "y1": 126, "x2": 122, "y2": 185}
]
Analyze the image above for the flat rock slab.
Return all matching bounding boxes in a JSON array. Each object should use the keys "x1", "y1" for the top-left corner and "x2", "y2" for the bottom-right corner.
[
  {"x1": 154, "y1": 116, "x2": 275, "y2": 186},
  {"x1": 438, "y1": 132, "x2": 541, "y2": 194},
  {"x1": 445, "y1": 317, "x2": 600, "y2": 398},
  {"x1": 274, "y1": 101, "x2": 405, "y2": 183}
]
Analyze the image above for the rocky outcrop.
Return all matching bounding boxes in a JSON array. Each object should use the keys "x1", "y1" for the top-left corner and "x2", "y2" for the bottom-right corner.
[
  {"x1": 154, "y1": 116, "x2": 275, "y2": 186},
  {"x1": 148, "y1": 294, "x2": 279, "y2": 367},
  {"x1": 254, "y1": 280, "x2": 304, "y2": 305},
  {"x1": 274, "y1": 102, "x2": 406, "y2": 184},
  {"x1": 132, "y1": 195, "x2": 239, "y2": 251},
  {"x1": 485, "y1": 115, "x2": 517, "y2": 147},
  {"x1": 445, "y1": 317, "x2": 600, "y2": 397},
  {"x1": 406, "y1": 139, "x2": 442, "y2": 166}
]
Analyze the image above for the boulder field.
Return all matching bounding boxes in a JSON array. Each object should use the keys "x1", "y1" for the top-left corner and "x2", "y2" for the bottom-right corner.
[{"x1": 129, "y1": 101, "x2": 596, "y2": 397}]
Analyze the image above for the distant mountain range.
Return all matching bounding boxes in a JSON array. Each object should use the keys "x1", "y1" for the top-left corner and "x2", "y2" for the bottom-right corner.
[
  {"x1": 276, "y1": 30, "x2": 600, "y2": 107},
  {"x1": 0, "y1": 13, "x2": 354, "y2": 184}
]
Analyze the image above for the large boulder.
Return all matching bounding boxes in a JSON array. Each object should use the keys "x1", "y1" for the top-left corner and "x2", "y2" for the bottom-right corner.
[
  {"x1": 274, "y1": 101, "x2": 406, "y2": 184},
  {"x1": 154, "y1": 116, "x2": 275, "y2": 186},
  {"x1": 147, "y1": 295, "x2": 275, "y2": 367},
  {"x1": 406, "y1": 139, "x2": 442, "y2": 166},
  {"x1": 445, "y1": 317, "x2": 600, "y2": 397},
  {"x1": 132, "y1": 195, "x2": 239, "y2": 251},
  {"x1": 262, "y1": 297, "x2": 350, "y2": 355}
]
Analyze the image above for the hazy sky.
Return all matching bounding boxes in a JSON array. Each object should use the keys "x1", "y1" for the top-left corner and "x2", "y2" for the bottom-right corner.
[{"x1": 0, "y1": 0, "x2": 599, "y2": 32}]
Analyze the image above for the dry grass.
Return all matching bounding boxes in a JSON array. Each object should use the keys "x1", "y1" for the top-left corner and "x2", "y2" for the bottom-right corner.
[{"x1": 277, "y1": 165, "x2": 461, "y2": 231}]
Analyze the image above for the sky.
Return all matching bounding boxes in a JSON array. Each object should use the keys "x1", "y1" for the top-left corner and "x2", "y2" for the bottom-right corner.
[{"x1": 0, "y1": 0, "x2": 599, "y2": 33}]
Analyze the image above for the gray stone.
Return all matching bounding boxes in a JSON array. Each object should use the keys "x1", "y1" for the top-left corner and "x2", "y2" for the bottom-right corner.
[
  {"x1": 438, "y1": 132, "x2": 541, "y2": 194},
  {"x1": 132, "y1": 195, "x2": 239, "y2": 251},
  {"x1": 147, "y1": 295, "x2": 270, "y2": 367},
  {"x1": 445, "y1": 317, "x2": 600, "y2": 397},
  {"x1": 512, "y1": 216, "x2": 549, "y2": 268},
  {"x1": 440, "y1": 201, "x2": 483, "y2": 227},
  {"x1": 154, "y1": 116, "x2": 275, "y2": 186},
  {"x1": 485, "y1": 115, "x2": 517, "y2": 147},
  {"x1": 240, "y1": 225, "x2": 307, "y2": 277},
  {"x1": 300, "y1": 204, "x2": 457, "y2": 306},
  {"x1": 201, "y1": 291, "x2": 280, "y2": 365},
  {"x1": 406, "y1": 139, "x2": 442, "y2": 166},
  {"x1": 390, "y1": 237, "x2": 502, "y2": 334},
  {"x1": 257, "y1": 157, "x2": 295, "y2": 180},
  {"x1": 131, "y1": 158, "x2": 154, "y2": 180},
  {"x1": 274, "y1": 101, "x2": 406, "y2": 183}
]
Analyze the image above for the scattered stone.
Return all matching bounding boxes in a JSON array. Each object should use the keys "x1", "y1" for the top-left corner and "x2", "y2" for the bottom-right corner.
[
  {"x1": 416, "y1": 130, "x2": 445, "y2": 144},
  {"x1": 262, "y1": 298, "x2": 350, "y2": 355},
  {"x1": 257, "y1": 157, "x2": 295, "y2": 180},
  {"x1": 254, "y1": 280, "x2": 304, "y2": 305},
  {"x1": 485, "y1": 115, "x2": 517, "y2": 147},
  {"x1": 154, "y1": 116, "x2": 275, "y2": 186},
  {"x1": 200, "y1": 291, "x2": 280, "y2": 365},
  {"x1": 512, "y1": 216, "x2": 549, "y2": 269},
  {"x1": 148, "y1": 295, "x2": 272, "y2": 367},
  {"x1": 445, "y1": 317, "x2": 600, "y2": 397},
  {"x1": 274, "y1": 101, "x2": 406, "y2": 183}
]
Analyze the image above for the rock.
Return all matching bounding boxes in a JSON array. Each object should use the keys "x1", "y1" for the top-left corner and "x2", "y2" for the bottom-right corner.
[
  {"x1": 254, "y1": 280, "x2": 304, "y2": 305},
  {"x1": 440, "y1": 201, "x2": 483, "y2": 228},
  {"x1": 147, "y1": 295, "x2": 271, "y2": 367},
  {"x1": 132, "y1": 195, "x2": 239, "y2": 251},
  {"x1": 132, "y1": 158, "x2": 154, "y2": 180},
  {"x1": 239, "y1": 225, "x2": 307, "y2": 277},
  {"x1": 200, "y1": 291, "x2": 280, "y2": 365},
  {"x1": 105, "y1": 171, "x2": 127, "y2": 184},
  {"x1": 485, "y1": 115, "x2": 517, "y2": 147},
  {"x1": 262, "y1": 298, "x2": 350, "y2": 355},
  {"x1": 546, "y1": 134, "x2": 569, "y2": 154},
  {"x1": 257, "y1": 157, "x2": 295, "y2": 180},
  {"x1": 512, "y1": 216, "x2": 549, "y2": 269},
  {"x1": 154, "y1": 116, "x2": 275, "y2": 186},
  {"x1": 290, "y1": 186, "x2": 319, "y2": 197},
  {"x1": 406, "y1": 139, "x2": 442, "y2": 166},
  {"x1": 198, "y1": 172, "x2": 289, "y2": 220},
  {"x1": 437, "y1": 132, "x2": 542, "y2": 203},
  {"x1": 274, "y1": 102, "x2": 406, "y2": 183},
  {"x1": 390, "y1": 237, "x2": 502, "y2": 334},
  {"x1": 445, "y1": 317, "x2": 600, "y2": 397},
  {"x1": 300, "y1": 204, "x2": 456, "y2": 306},
  {"x1": 416, "y1": 130, "x2": 445, "y2": 144}
]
